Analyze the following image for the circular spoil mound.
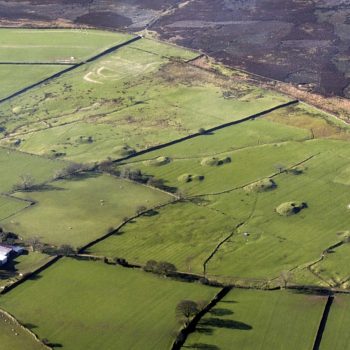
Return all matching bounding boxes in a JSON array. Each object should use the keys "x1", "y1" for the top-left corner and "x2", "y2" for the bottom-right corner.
[
  {"x1": 244, "y1": 178, "x2": 277, "y2": 193},
  {"x1": 201, "y1": 156, "x2": 231, "y2": 167},
  {"x1": 276, "y1": 201, "x2": 308, "y2": 216},
  {"x1": 178, "y1": 174, "x2": 205, "y2": 183},
  {"x1": 143, "y1": 156, "x2": 171, "y2": 167},
  {"x1": 113, "y1": 145, "x2": 136, "y2": 157}
]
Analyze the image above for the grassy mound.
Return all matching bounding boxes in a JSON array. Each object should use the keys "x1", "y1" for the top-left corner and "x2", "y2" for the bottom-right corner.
[
  {"x1": 178, "y1": 174, "x2": 205, "y2": 183},
  {"x1": 201, "y1": 156, "x2": 231, "y2": 166},
  {"x1": 113, "y1": 145, "x2": 136, "y2": 157},
  {"x1": 143, "y1": 156, "x2": 171, "y2": 167},
  {"x1": 244, "y1": 178, "x2": 277, "y2": 193},
  {"x1": 276, "y1": 201, "x2": 307, "y2": 216}
]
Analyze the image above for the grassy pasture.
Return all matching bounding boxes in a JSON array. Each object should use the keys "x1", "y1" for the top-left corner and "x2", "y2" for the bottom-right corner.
[
  {"x1": 310, "y1": 242, "x2": 350, "y2": 288},
  {"x1": 119, "y1": 141, "x2": 316, "y2": 196},
  {"x1": 0, "y1": 147, "x2": 65, "y2": 193},
  {"x1": 1, "y1": 174, "x2": 171, "y2": 247},
  {"x1": 0, "y1": 28, "x2": 133, "y2": 63},
  {"x1": 88, "y1": 201, "x2": 237, "y2": 274},
  {"x1": 0, "y1": 195, "x2": 29, "y2": 221},
  {"x1": 205, "y1": 140, "x2": 350, "y2": 280},
  {"x1": 0, "y1": 258, "x2": 218, "y2": 349},
  {"x1": 0, "y1": 64, "x2": 68, "y2": 100},
  {"x1": 0, "y1": 252, "x2": 52, "y2": 288},
  {"x1": 0, "y1": 38, "x2": 290, "y2": 163},
  {"x1": 0, "y1": 310, "x2": 46, "y2": 350},
  {"x1": 184, "y1": 289, "x2": 325, "y2": 350},
  {"x1": 320, "y1": 295, "x2": 350, "y2": 350}
]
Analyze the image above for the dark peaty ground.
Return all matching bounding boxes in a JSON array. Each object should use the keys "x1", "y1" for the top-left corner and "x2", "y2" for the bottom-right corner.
[{"x1": 0, "y1": 0, "x2": 349, "y2": 97}]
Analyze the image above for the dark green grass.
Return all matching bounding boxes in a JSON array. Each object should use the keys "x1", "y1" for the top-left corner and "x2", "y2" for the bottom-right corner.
[
  {"x1": 184, "y1": 289, "x2": 326, "y2": 350},
  {"x1": 0, "y1": 258, "x2": 218, "y2": 349}
]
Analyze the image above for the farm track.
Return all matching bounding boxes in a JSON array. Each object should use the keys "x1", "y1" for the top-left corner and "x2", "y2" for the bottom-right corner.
[{"x1": 0, "y1": 35, "x2": 141, "y2": 105}]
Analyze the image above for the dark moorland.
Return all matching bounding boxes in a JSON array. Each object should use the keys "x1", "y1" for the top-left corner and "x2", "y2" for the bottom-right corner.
[{"x1": 0, "y1": 0, "x2": 349, "y2": 97}]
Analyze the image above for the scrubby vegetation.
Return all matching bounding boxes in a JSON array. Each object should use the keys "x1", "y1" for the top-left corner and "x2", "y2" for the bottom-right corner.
[{"x1": 276, "y1": 201, "x2": 308, "y2": 216}]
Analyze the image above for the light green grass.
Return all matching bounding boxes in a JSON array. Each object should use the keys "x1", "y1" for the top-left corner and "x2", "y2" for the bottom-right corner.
[
  {"x1": 0, "y1": 258, "x2": 218, "y2": 349},
  {"x1": 0, "y1": 252, "x2": 52, "y2": 288},
  {"x1": 310, "y1": 242, "x2": 350, "y2": 287},
  {"x1": 89, "y1": 201, "x2": 236, "y2": 274},
  {"x1": 0, "y1": 147, "x2": 66, "y2": 193},
  {"x1": 0, "y1": 65, "x2": 67, "y2": 99},
  {"x1": 0, "y1": 310, "x2": 46, "y2": 350},
  {"x1": 184, "y1": 289, "x2": 325, "y2": 350},
  {"x1": 119, "y1": 141, "x2": 316, "y2": 196},
  {"x1": 1, "y1": 174, "x2": 171, "y2": 247},
  {"x1": 320, "y1": 295, "x2": 350, "y2": 350},
  {"x1": 0, "y1": 37, "x2": 290, "y2": 163},
  {"x1": 205, "y1": 140, "x2": 350, "y2": 279},
  {"x1": 0, "y1": 29, "x2": 133, "y2": 62},
  {"x1": 0, "y1": 195, "x2": 29, "y2": 221}
]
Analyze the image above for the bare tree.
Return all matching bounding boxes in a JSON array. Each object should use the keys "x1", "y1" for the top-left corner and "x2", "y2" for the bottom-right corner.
[
  {"x1": 176, "y1": 300, "x2": 199, "y2": 325},
  {"x1": 13, "y1": 174, "x2": 35, "y2": 191},
  {"x1": 279, "y1": 270, "x2": 292, "y2": 289}
]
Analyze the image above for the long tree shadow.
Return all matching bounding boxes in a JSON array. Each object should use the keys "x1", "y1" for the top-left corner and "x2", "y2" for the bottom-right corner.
[
  {"x1": 201, "y1": 317, "x2": 252, "y2": 330},
  {"x1": 184, "y1": 343, "x2": 220, "y2": 350},
  {"x1": 209, "y1": 308, "x2": 233, "y2": 316}
]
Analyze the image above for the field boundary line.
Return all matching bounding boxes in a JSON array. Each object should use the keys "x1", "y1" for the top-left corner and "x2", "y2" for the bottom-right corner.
[
  {"x1": 115, "y1": 100, "x2": 299, "y2": 164},
  {"x1": 78, "y1": 197, "x2": 178, "y2": 253},
  {"x1": 187, "y1": 153, "x2": 318, "y2": 198},
  {"x1": 171, "y1": 286, "x2": 232, "y2": 350},
  {"x1": 0, "y1": 308, "x2": 52, "y2": 349},
  {"x1": 312, "y1": 295, "x2": 334, "y2": 350},
  {"x1": 203, "y1": 222, "x2": 244, "y2": 276},
  {"x1": 0, "y1": 255, "x2": 61, "y2": 295},
  {"x1": 0, "y1": 35, "x2": 141, "y2": 105}
]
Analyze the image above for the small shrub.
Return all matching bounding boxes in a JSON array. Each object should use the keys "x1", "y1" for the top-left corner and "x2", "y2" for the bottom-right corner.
[
  {"x1": 244, "y1": 178, "x2": 277, "y2": 193},
  {"x1": 276, "y1": 201, "x2": 307, "y2": 216},
  {"x1": 113, "y1": 145, "x2": 136, "y2": 157},
  {"x1": 143, "y1": 156, "x2": 171, "y2": 167},
  {"x1": 201, "y1": 156, "x2": 231, "y2": 167},
  {"x1": 178, "y1": 174, "x2": 205, "y2": 183}
]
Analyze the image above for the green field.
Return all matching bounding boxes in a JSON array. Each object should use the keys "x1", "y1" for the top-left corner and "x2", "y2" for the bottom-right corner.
[
  {"x1": 205, "y1": 140, "x2": 350, "y2": 280},
  {"x1": 0, "y1": 28, "x2": 133, "y2": 63},
  {"x1": 0, "y1": 195, "x2": 29, "y2": 221},
  {"x1": 89, "y1": 103, "x2": 350, "y2": 283},
  {"x1": 1, "y1": 27, "x2": 350, "y2": 350},
  {"x1": 0, "y1": 64, "x2": 68, "y2": 100},
  {"x1": 310, "y1": 242, "x2": 350, "y2": 288},
  {"x1": 89, "y1": 201, "x2": 236, "y2": 274},
  {"x1": 0, "y1": 252, "x2": 52, "y2": 288},
  {"x1": 0, "y1": 310, "x2": 46, "y2": 350},
  {"x1": 320, "y1": 296, "x2": 350, "y2": 350},
  {"x1": 184, "y1": 289, "x2": 325, "y2": 350},
  {"x1": 0, "y1": 147, "x2": 65, "y2": 193},
  {"x1": 1, "y1": 174, "x2": 171, "y2": 247},
  {"x1": 0, "y1": 37, "x2": 290, "y2": 163},
  {"x1": 0, "y1": 258, "x2": 218, "y2": 349}
]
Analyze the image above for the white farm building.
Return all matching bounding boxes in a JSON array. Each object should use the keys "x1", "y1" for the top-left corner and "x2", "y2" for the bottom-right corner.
[{"x1": 0, "y1": 244, "x2": 24, "y2": 266}]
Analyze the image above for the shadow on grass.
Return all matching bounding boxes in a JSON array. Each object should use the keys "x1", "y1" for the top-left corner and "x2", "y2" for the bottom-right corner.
[
  {"x1": 209, "y1": 308, "x2": 233, "y2": 316},
  {"x1": 184, "y1": 343, "x2": 220, "y2": 350},
  {"x1": 202, "y1": 318, "x2": 252, "y2": 330}
]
